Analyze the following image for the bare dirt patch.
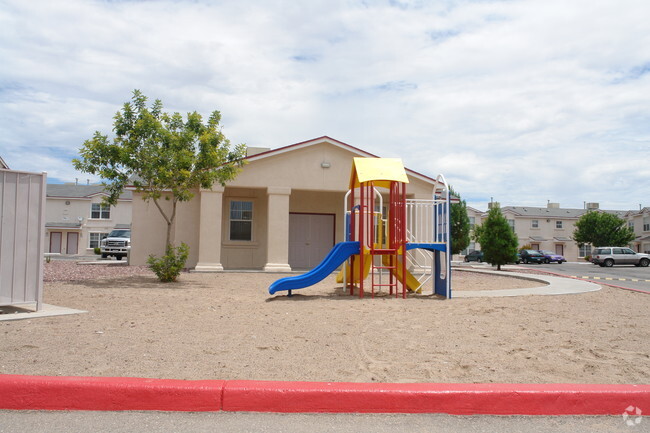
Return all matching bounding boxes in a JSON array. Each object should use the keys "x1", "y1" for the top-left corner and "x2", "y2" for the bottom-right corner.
[{"x1": 2, "y1": 262, "x2": 648, "y2": 384}]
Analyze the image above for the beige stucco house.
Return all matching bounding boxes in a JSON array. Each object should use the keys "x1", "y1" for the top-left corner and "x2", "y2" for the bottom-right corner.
[
  {"x1": 45, "y1": 184, "x2": 132, "y2": 256},
  {"x1": 129, "y1": 137, "x2": 443, "y2": 271}
]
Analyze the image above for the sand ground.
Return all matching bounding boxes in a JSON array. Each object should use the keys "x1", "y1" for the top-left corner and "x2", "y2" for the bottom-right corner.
[{"x1": 1, "y1": 263, "x2": 648, "y2": 384}]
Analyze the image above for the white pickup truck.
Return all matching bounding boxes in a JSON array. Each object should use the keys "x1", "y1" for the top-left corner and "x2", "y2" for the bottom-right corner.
[{"x1": 100, "y1": 229, "x2": 131, "y2": 260}]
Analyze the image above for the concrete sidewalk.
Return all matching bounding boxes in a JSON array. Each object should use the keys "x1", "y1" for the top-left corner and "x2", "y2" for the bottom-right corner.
[{"x1": 454, "y1": 268, "x2": 601, "y2": 298}]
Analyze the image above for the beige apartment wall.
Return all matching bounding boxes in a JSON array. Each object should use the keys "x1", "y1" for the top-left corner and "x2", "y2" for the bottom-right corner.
[
  {"x1": 46, "y1": 196, "x2": 131, "y2": 255},
  {"x1": 513, "y1": 216, "x2": 580, "y2": 261},
  {"x1": 84, "y1": 196, "x2": 132, "y2": 254},
  {"x1": 629, "y1": 210, "x2": 650, "y2": 253},
  {"x1": 130, "y1": 195, "x2": 169, "y2": 265},
  {"x1": 229, "y1": 143, "x2": 355, "y2": 191},
  {"x1": 171, "y1": 194, "x2": 201, "y2": 268},
  {"x1": 221, "y1": 187, "x2": 268, "y2": 269}
]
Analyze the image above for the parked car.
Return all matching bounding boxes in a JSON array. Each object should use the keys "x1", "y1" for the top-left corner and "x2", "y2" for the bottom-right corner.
[
  {"x1": 464, "y1": 250, "x2": 484, "y2": 262},
  {"x1": 538, "y1": 250, "x2": 566, "y2": 264},
  {"x1": 100, "y1": 229, "x2": 131, "y2": 260},
  {"x1": 518, "y1": 249, "x2": 546, "y2": 264},
  {"x1": 591, "y1": 247, "x2": 650, "y2": 267}
]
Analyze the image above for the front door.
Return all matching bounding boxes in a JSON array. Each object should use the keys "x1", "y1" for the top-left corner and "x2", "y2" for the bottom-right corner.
[
  {"x1": 289, "y1": 213, "x2": 335, "y2": 269},
  {"x1": 66, "y1": 232, "x2": 79, "y2": 255},
  {"x1": 555, "y1": 244, "x2": 564, "y2": 255},
  {"x1": 50, "y1": 232, "x2": 62, "y2": 253}
]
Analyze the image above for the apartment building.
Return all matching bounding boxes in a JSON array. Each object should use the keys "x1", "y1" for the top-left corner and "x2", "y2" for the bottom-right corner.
[
  {"x1": 45, "y1": 184, "x2": 132, "y2": 256},
  {"x1": 465, "y1": 202, "x2": 644, "y2": 262}
]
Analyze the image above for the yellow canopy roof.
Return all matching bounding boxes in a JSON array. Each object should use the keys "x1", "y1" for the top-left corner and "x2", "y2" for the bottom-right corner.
[{"x1": 349, "y1": 157, "x2": 409, "y2": 189}]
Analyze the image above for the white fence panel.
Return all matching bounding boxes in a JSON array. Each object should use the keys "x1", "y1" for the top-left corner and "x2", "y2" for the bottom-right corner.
[{"x1": 0, "y1": 169, "x2": 46, "y2": 310}]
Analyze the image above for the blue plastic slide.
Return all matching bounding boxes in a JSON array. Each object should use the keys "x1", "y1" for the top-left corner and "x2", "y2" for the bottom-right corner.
[{"x1": 268, "y1": 241, "x2": 360, "y2": 295}]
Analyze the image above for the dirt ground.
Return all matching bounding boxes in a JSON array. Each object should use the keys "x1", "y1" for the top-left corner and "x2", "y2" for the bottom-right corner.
[{"x1": 1, "y1": 262, "x2": 649, "y2": 384}]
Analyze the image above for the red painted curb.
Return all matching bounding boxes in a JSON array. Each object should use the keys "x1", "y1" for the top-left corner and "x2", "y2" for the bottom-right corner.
[
  {"x1": 1, "y1": 375, "x2": 649, "y2": 414},
  {"x1": 0, "y1": 375, "x2": 223, "y2": 411},
  {"x1": 223, "y1": 380, "x2": 650, "y2": 415}
]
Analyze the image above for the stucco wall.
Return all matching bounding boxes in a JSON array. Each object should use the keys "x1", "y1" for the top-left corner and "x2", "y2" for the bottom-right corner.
[
  {"x1": 45, "y1": 196, "x2": 131, "y2": 255},
  {"x1": 221, "y1": 187, "x2": 268, "y2": 269},
  {"x1": 129, "y1": 139, "x2": 443, "y2": 269},
  {"x1": 130, "y1": 195, "x2": 169, "y2": 265}
]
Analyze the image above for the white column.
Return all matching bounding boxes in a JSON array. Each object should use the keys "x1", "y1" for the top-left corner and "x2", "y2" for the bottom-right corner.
[
  {"x1": 263, "y1": 186, "x2": 292, "y2": 272},
  {"x1": 195, "y1": 186, "x2": 225, "y2": 272}
]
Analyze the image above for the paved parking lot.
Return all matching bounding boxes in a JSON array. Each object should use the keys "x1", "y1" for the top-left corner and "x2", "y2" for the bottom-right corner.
[{"x1": 516, "y1": 262, "x2": 650, "y2": 292}]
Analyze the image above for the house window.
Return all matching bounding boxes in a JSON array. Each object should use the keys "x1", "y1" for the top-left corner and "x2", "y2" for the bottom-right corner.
[
  {"x1": 628, "y1": 220, "x2": 634, "y2": 230},
  {"x1": 644, "y1": 216, "x2": 650, "y2": 231},
  {"x1": 507, "y1": 219, "x2": 515, "y2": 232},
  {"x1": 555, "y1": 220, "x2": 563, "y2": 229},
  {"x1": 91, "y1": 203, "x2": 111, "y2": 219},
  {"x1": 89, "y1": 232, "x2": 109, "y2": 248},
  {"x1": 531, "y1": 219, "x2": 539, "y2": 228},
  {"x1": 229, "y1": 200, "x2": 253, "y2": 241},
  {"x1": 579, "y1": 244, "x2": 592, "y2": 257},
  {"x1": 469, "y1": 216, "x2": 475, "y2": 230}
]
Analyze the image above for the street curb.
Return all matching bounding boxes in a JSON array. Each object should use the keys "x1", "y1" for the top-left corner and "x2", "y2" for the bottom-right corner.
[{"x1": 1, "y1": 375, "x2": 649, "y2": 414}]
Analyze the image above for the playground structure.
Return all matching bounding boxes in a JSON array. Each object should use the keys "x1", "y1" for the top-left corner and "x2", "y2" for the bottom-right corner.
[{"x1": 268, "y1": 158, "x2": 451, "y2": 298}]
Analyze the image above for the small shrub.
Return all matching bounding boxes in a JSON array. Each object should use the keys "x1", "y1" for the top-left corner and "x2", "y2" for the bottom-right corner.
[
  {"x1": 584, "y1": 255, "x2": 591, "y2": 262},
  {"x1": 94, "y1": 247, "x2": 101, "y2": 255},
  {"x1": 147, "y1": 243, "x2": 189, "y2": 282}
]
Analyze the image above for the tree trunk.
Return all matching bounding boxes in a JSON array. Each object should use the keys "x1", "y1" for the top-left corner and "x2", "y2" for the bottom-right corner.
[{"x1": 152, "y1": 195, "x2": 177, "y2": 251}]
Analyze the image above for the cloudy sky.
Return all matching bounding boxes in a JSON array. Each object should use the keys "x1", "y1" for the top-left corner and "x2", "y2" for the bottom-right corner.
[{"x1": 2, "y1": 0, "x2": 649, "y2": 211}]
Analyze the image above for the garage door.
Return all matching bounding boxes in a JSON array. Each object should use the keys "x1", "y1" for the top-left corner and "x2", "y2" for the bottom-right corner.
[{"x1": 289, "y1": 213, "x2": 335, "y2": 269}]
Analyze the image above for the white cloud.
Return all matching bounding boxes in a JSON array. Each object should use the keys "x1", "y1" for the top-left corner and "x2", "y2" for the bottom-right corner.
[{"x1": 1, "y1": 0, "x2": 649, "y2": 211}]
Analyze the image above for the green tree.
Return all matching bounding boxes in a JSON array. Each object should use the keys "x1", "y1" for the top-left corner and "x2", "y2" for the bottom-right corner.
[
  {"x1": 73, "y1": 90, "x2": 246, "y2": 251},
  {"x1": 474, "y1": 204, "x2": 518, "y2": 270},
  {"x1": 573, "y1": 211, "x2": 635, "y2": 247},
  {"x1": 449, "y1": 186, "x2": 470, "y2": 255}
]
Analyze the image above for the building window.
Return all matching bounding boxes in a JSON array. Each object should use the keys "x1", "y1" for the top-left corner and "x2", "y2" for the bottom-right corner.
[
  {"x1": 532, "y1": 219, "x2": 539, "y2": 228},
  {"x1": 644, "y1": 216, "x2": 650, "y2": 231},
  {"x1": 628, "y1": 220, "x2": 634, "y2": 230},
  {"x1": 91, "y1": 203, "x2": 111, "y2": 219},
  {"x1": 507, "y1": 219, "x2": 515, "y2": 232},
  {"x1": 469, "y1": 216, "x2": 475, "y2": 230},
  {"x1": 229, "y1": 200, "x2": 253, "y2": 241},
  {"x1": 579, "y1": 244, "x2": 592, "y2": 257},
  {"x1": 555, "y1": 220, "x2": 563, "y2": 229},
  {"x1": 89, "y1": 232, "x2": 109, "y2": 248}
]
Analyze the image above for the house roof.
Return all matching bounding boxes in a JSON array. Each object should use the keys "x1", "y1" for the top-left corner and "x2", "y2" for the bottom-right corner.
[
  {"x1": 500, "y1": 206, "x2": 629, "y2": 219},
  {"x1": 0, "y1": 156, "x2": 8, "y2": 169},
  {"x1": 47, "y1": 184, "x2": 132, "y2": 200},
  {"x1": 244, "y1": 136, "x2": 440, "y2": 186}
]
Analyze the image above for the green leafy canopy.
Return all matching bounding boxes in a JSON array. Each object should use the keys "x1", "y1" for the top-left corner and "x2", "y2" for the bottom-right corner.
[
  {"x1": 573, "y1": 211, "x2": 635, "y2": 247},
  {"x1": 73, "y1": 90, "x2": 246, "y2": 249},
  {"x1": 474, "y1": 204, "x2": 518, "y2": 270},
  {"x1": 449, "y1": 186, "x2": 470, "y2": 255}
]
